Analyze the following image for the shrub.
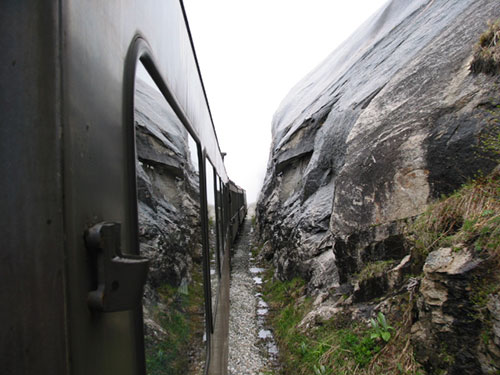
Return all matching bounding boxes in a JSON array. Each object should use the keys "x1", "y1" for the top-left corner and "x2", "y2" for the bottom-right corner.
[{"x1": 471, "y1": 19, "x2": 500, "y2": 75}]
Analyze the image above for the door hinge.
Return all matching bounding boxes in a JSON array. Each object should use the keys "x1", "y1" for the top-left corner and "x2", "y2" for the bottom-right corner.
[{"x1": 85, "y1": 222, "x2": 149, "y2": 312}]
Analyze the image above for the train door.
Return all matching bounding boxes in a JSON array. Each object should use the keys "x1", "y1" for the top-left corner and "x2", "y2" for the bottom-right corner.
[{"x1": 60, "y1": 31, "x2": 156, "y2": 375}]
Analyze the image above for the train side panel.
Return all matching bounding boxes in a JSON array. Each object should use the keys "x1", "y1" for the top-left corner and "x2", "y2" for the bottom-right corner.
[{"x1": 0, "y1": 1, "x2": 69, "y2": 374}]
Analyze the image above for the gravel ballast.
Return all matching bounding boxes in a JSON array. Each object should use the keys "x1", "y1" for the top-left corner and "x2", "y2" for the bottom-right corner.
[{"x1": 227, "y1": 220, "x2": 267, "y2": 375}]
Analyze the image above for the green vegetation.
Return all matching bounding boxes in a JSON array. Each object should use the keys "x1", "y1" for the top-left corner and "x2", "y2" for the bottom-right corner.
[
  {"x1": 251, "y1": 241, "x2": 263, "y2": 258},
  {"x1": 259, "y1": 112, "x2": 499, "y2": 374},
  {"x1": 356, "y1": 260, "x2": 395, "y2": 283},
  {"x1": 410, "y1": 169, "x2": 500, "y2": 265},
  {"x1": 471, "y1": 19, "x2": 500, "y2": 75},
  {"x1": 260, "y1": 166, "x2": 500, "y2": 374},
  {"x1": 370, "y1": 312, "x2": 394, "y2": 343},
  {"x1": 251, "y1": 214, "x2": 257, "y2": 228},
  {"x1": 261, "y1": 273, "x2": 422, "y2": 374},
  {"x1": 260, "y1": 168, "x2": 498, "y2": 374},
  {"x1": 145, "y1": 267, "x2": 205, "y2": 375}
]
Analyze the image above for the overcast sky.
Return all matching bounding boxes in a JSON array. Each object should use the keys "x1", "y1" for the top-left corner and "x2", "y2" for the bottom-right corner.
[{"x1": 183, "y1": 0, "x2": 388, "y2": 203}]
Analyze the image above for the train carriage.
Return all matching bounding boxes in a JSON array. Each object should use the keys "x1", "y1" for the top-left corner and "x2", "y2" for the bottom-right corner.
[{"x1": 0, "y1": 1, "x2": 246, "y2": 374}]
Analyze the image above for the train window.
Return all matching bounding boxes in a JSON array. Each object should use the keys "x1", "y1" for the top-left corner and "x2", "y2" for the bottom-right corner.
[
  {"x1": 134, "y1": 61, "x2": 206, "y2": 374},
  {"x1": 215, "y1": 175, "x2": 224, "y2": 274},
  {"x1": 204, "y1": 158, "x2": 218, "y2": 322}
]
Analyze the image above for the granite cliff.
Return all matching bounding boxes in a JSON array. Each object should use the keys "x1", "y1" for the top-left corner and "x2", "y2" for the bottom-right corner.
[{"x1": 257, "y1": 0, "x2": 500, "y2": 373}]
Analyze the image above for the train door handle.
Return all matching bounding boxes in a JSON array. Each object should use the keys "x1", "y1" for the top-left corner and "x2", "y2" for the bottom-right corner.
[{"x1": 84, "y1": 222, "x2": 149, "y2": 312}]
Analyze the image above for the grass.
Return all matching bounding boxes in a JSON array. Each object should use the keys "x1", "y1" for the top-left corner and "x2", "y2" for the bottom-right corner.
[
  {"x1": 409, "y1": 169, "x2": 500, "y2": 266},
  {"x1": 258, "y1": 113, "x2": 500, "y2": 374},
  {"x1": 251, "y1": 241, "x2": 263, "y2": 258},
  {"x1": 356, "y1": 260, "x2": 396, "y2": 283},
  {"x1": 251, "y1": 214, "x2": 257, "y2": 228},
  {"x1": 471, "y1": 19, "x2": 500, "y2": 75},
  {"x1": 261, "y1": 271, "x2": 423, "y2": 375},
  {"x1": 145, "y1": 266, "x2": 205, "y2": 375},
  {"x1": 260, "y1": 166, "x2": 499, "y2": 374}
]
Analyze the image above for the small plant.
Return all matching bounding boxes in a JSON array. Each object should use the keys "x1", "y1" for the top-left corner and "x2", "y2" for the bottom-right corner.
[
  {"x1": 146, "y1": 349, "x2": 168, "y2": 375},
  {"x1": 300, "y1": 341, "x2": 308, "y2": 355},
  {"x1": 477, "y1": 99, "x2": 500, "y2": 166},
  {"x1": 340, "y1": 331, "x2": 381, "y2": 367},
  {"x1": 471, "y1": 19, "x2": 500, "y2": 75},
  {"x1": 262, "y1": 262, "x2": 424, "y2": 373},
  {"x1": 370, "y1": 312, "x2": 394, "y2": 343}
]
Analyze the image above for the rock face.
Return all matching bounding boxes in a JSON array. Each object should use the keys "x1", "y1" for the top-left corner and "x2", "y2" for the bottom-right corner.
[
  {"x1": 135, "y1": 78, "x2": 201, "y2": 293},
  {"x1": 411, "y1": 248, "x2": 486, "y2": 374},
  {"x1": 135, "y1": 79, "x2": 203, "y2": 358},
  {"x1": 257, "y1": 1, "x2": 500, "y2": 373},
  {"x1": 257, "y1": 0, "x2": 500, "y2": 288}
]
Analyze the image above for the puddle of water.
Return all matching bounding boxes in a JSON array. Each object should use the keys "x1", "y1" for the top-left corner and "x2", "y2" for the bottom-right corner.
[
  {"x1": 253, "y1": 276, "x2": 262, "y2": 285},
  {"x1": 249, "y1": 267, "x2": 264, "y2": 274},
  {"x1": 267, "y1": 342, "x2": 279, "y2": 355},
  {"x1": 258, "y1": 329, "x2": 272, "y2": 339},
  {"x1": 248, "y1": 255, "x2": 280, "y2": 371},
  {"x1": 245, "y1": 235, "x2": 280, "y2": 372},
  {"x1": 257, "y1": 308, "x2": 269, "y2": 316}
]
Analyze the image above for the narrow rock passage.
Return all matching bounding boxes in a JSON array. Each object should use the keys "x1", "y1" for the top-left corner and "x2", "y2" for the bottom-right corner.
[{"x1": 228, "y1": 219, "x2": 268, "y2": 375}]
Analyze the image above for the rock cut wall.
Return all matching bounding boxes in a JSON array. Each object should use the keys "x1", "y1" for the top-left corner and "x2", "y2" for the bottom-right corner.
[{"x1": 257, "y1": 0, "x2": 500, "y2": 290}]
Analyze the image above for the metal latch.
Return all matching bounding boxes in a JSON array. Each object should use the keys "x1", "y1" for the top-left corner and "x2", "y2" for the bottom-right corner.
[{"x1": 85, "y1": 222, "x2": 149, "y2": 312}]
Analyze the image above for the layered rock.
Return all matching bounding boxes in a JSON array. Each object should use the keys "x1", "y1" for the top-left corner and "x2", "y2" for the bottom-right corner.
[
  {"x1": 257, "y1": 0, "x2": 500, "y2": 290},
  {"x1": 257, "y1": 0, "x2": 500, "y2": 373},
  {"x1": 135, "y1": 78, "x2": 201, "y2": 293},
  {"x1": 411, "y1": 247, "x2": 499, "y2": 374},
  {"x1": 135, "y1": 79, "x2": 203, "y2": 359}
]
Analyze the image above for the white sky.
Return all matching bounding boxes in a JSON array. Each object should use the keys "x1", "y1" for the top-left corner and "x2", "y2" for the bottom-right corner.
[{"x1": 183, "y1": 0, "x2": 388, "y2": 203}]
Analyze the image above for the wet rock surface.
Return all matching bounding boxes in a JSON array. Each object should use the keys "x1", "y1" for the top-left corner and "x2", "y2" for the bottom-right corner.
[
  {"x1": 257, "y1": 0, "x2": 500, "y2": 373},
  {"x1": 228, "y1": 220, "x2": 278, "y2": 375},
  {"x1": 257, "y1": 0, "x2": 500, "y2": 291}
]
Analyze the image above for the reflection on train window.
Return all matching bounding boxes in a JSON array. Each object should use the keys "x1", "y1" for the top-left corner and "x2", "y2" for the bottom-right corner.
[
  {"x1": 205, "y1": 159, "x2": 218, "y2": 322},
  {"x1": 134, "y1": 61, "x2": 206, "y2": 374},
  {"x1": 214, "y1": 175, "x2": 223, "y2": 276},
  {"x1": 219, "y1": 178, "x2": 227, "y2": 259}
]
